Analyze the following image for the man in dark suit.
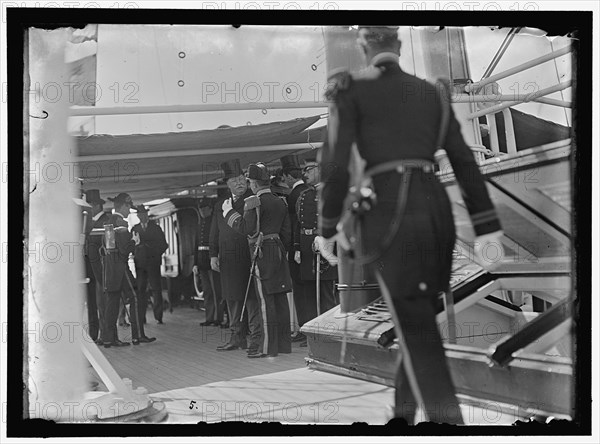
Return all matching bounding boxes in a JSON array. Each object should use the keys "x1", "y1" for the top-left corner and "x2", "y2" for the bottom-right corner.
[
  {"x1": 210, "y1": 159, "x2": 260, "y2": 352},
  {"x1": 132, "y1": 205, "x2": 169, "y2": 325},
  {"x1": 101, "y1": 193, "x2": 156, "y2": 347},
  {"x1": 194, "y1": 198, "x2": 224, "y2": 326},
  {"x1": 280, "y1": 154, "x2": 311, "y2": 346},
  {"x1": 83, "y1": 189, "x2": 109, "y2": 343},
  {"x1": 318, "y1": 27, "x2": 504, "y2": 424},
  {"x1": 222, "y1": 162, "x2": 293, "y2": 358}
]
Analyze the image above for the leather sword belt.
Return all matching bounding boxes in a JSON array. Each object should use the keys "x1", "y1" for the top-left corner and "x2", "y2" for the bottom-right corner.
[
  {"x1": 300, "y1": 228, "x2": 319, "y2": 236},
  {"x1": 197, "y1": 246, "x2": 210, "y2": 251},
  {"x1": 365, "y1": 159, "x2": 438, "y2": 178},
  {"x1": 248, "y1": 233, "x2": 281, "y2": 247}
]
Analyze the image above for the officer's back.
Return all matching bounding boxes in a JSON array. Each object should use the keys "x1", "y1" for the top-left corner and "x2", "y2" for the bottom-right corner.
[{"x1": 335, "y1": 62, "x2": 444, "y2": 167}]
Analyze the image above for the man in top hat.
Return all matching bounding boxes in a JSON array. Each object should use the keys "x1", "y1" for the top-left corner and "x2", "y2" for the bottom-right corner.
[
  {"x1": 102, "y1": 192, "x2": 155, "y2": 347},
  {"x1": 194, "y1": 198, "x2": 225, "y2": 327},
  {"x1": 318, "y1": 26, "x2": 504, "y2": 424},
  {"x1": 222, "y1": 162, "x2": 293, "y2": 358},
  {"x1": 209, "y1": 159, "x2": 257, "y2": 352},
  {"x1": 83, "y1": 189, "x2": 109, "y2": 343},
  {"x1": 280, "y1": 153, "x2": 311, "y2": 346},
  {"x1": 132, "y1": 205, "x2": 169, "y2": 325}
]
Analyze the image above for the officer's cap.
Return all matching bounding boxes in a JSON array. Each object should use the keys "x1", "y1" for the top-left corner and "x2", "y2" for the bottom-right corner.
[
  {"x1": 135, "y1": 205, "x2": 148, "y2": 214},
  {"x1": 357, "y1": 26, "x2": 400, "y2": 46},
  {"x1": 246, "y1": 163, "x2": 270, "y2": 181},
  {"x1": 108, "y1": 192, "x2": 134, "y2": 207}
]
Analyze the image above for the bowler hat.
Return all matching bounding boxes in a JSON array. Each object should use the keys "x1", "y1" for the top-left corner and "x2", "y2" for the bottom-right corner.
[
  {"x1": 85, "y1": 189, "x2": 105, "y2": 205},
  {"x1": 247, "y1": 163, "x2": 270, "y2": 181},
  {"x1": 108, "y1": 192, "x2": 134, "y2": 207},
  {"x1": 280, "y1": 154, "x2": 303, "y2": 173},
  {"x1": 221, "y1": 158, "x2": 244, "y2": 180}
]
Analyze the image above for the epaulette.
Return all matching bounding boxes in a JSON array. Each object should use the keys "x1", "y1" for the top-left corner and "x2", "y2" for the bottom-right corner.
[
  {"x1": 244, "y1": 195, "x2": 261, "y2": 211},
  {"x1": 324, "y1": 68, "x2": 352, "y2": 101},
  {"x1": 325, "y1": 66, "x2": 383, "y2": 101}
]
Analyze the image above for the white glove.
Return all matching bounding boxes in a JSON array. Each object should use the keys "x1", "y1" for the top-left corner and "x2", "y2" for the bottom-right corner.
[
  {"x1": 473, "y1": 230, "x2": 505, "y2": 271},
  {"x1": 221, "y1": 198, "x2": 233, "y2": 217},
  {"x1": 192, "y1": 265, "x2": 198, "y2": 274},
  {"x1": 294, "y1": 250, "x2": 301, "y2": 264},
  {"x1": 210, "y1": 257, "x2": 220, "y2": 273},
  {"x1": 132, "y1": 231, "x2": 140, "y2": 246},
  {"x1": 313, "y1": 235, "x2": 339, "y2": 266}
]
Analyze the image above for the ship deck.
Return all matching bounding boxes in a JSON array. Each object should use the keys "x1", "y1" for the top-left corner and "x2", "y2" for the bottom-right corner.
[{"x1": 92, "y1": 303, "x2": 522, "y2": 425}]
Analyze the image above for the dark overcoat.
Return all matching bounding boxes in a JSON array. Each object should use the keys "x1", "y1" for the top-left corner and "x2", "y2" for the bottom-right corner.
[{"x1": 209, "y1": 189, "x2": 255, "y2": 302}]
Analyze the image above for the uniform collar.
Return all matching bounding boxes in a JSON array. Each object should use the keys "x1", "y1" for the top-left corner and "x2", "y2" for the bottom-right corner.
[
  {"x1": 92, "y1": 212, "x2": 104, "y2": 222},
  {"x1": 292, "y1": 180, "x2": 304, "y2": 190},
  {"x1": 114, "y1": 211, "x2": 127, "y2": 219},
  {"x1": 371, "y1": 52, "x2": 400, "y2": 67},
  {"x1": 257, "y1": 188, "x2": 271, "y2": 197}
]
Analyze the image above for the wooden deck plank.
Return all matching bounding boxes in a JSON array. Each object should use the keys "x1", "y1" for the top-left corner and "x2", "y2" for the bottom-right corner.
[{"x1": 98, "y1": 305, "x2": 308, "y2": 394}]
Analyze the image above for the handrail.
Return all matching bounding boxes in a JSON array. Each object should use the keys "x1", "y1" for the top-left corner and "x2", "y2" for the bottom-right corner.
[
  {"x1": 467, "y1": 80, "x2": 572, "y2": 120},
  {"x1": 501, "y1": 108, "x2": 517, "y2": 154},
  {"x1": 464, "y1": 45, "x2": 572, "y2": 93}
]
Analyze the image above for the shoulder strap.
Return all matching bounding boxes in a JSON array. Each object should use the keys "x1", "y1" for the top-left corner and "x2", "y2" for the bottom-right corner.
[{"x1": 435, "y1": 78, "x2": 452, "y2": 151}]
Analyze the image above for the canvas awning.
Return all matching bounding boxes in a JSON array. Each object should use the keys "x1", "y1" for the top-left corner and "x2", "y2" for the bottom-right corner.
[{"x1": 75, "y1": 115, "x2": 326, "y2": 204}]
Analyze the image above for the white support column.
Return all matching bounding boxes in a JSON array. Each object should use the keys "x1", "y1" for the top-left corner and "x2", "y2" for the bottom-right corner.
[{"x1": 26, "y1": 27, "x2": 88, "y2": 421}]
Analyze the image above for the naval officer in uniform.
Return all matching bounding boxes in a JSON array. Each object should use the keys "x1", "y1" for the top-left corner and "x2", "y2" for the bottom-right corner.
[
  {"x1": 317, "y1": 26, "x2": 504, "y2": 424},
  {"x1": 222, "y1": 163, "x2": 293, "y2": 358}
]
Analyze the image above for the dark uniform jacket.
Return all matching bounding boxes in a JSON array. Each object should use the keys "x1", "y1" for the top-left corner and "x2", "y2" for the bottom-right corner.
[
  {"x1": 103, "y1": 212, "x2": 136, "y2": 292},
  {"x1": 286, "y1": 181, "x2": 310, "y2": 280},
  {"x1": 320, "y1": 59, "x2": 501, "y2": 296},
  {"x1": 132, "y1": 220, "x2": 168, "y2": 269},
  {"x1": 320, "y1": 61, "x2": 501, "y2": 239},
  {"x1": 209, "y1": 189, "x2": 254, "y2": 302},
  {"x1": 225, "y1": 188, "x2": 293, "y2": 295},
  {"x1": 296, "y1": 185, "x2": 338, "y2": 281},
  {"x1": 194, "y1": 214, "x2": 213, "y2": 271},
  {"x1": 84, "y1": 211, "x2": 110, "y2": 266}
]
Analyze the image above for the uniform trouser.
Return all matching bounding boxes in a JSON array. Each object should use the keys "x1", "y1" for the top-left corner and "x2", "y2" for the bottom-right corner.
[
  {"x1": 225, "y1": 299, "x2": 248, "y2": 348},
  {"x1": 254, "y1": 277, "x2": 291, "y2": 355},
  {"x1": 244, "y1": 288, "x2": 262, "y2": 351},
  {"x1": 300, "y1": 279, "x2": 338, "y2": 321},
  {"x1": 102, "y1": 269, "x2": 145, "y2": 343},
  {"x1": 84, "y1": 256, "x2": 103, "y2": 341},
  {"x1": 199, "y1": 269, "x2": 224, "y2": 323},
  {"x1": 291, "y1": 278, "x2": 312, "y2": 327},
  {"x1": 365, "y1": 171, "x2": 462, "y2": 425},
  {"x1": 136, "y1": 261, "x2": 163, "y2": 322}
]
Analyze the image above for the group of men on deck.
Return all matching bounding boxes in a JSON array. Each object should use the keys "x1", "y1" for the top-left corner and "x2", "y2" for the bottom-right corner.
[
  {"x1": 83, "y1": 191, "x2": 168, "y2": 348},
  {"x1": 195, "y1": 155, "x2": 338, "y2": 358}
]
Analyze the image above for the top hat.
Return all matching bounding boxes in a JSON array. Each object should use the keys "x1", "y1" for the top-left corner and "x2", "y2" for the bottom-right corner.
[
  {"x1": 247, "y1": 163, "x2": 270, "y2": 181},
  {"x1": 221, "y1": 158, "x2": 244, "y2": 180},
  {"x1": 108, "y1": 192, "x2": 134, "y2": 207},
  {"x1": 280, "y1": 154, "x2": 303, "y2": 173},
  {"x1": 85, "y1": 189, "x2": 105, "y2": 205},
  {"x1": 357, "y1": 26, "x2": 399, "y2": 45}
]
